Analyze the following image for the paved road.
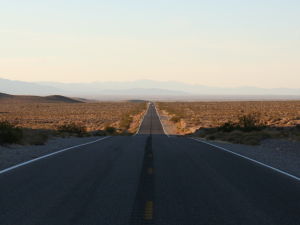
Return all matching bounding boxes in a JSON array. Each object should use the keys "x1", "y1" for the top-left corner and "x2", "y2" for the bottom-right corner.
[{"x1": 1, "y1": 103, "x2": 300, "y2": 225}]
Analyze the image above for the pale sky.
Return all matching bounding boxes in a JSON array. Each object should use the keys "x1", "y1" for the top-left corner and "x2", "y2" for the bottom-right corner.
[{"x1": 0, "y1": 0, "x2": 299, "y2": 88}]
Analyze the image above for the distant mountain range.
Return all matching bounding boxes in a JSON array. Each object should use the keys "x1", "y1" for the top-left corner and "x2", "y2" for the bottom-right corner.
[
  {"x1": 0, "y1": 92, "x2": 83, "y2": 103},
  {"x1": 1, "y1": 78, "x2": 299, "y2": 98}
]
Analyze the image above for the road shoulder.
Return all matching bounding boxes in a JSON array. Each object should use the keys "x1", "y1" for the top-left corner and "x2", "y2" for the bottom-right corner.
[
  {"x1": 192, "y1": 138, "x2": 300, "y2": 178},
  {"x1": 0, "y1": 136, "x2": 107, "y2": 171}
]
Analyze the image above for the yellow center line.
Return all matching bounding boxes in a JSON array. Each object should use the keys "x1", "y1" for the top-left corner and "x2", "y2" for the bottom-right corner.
[
  {"x1": 144, "y1": 201, "x2": 153, "y2": 220},
  {"x1": 147, "y1": 168, "x2": 153, "y2": 175}
]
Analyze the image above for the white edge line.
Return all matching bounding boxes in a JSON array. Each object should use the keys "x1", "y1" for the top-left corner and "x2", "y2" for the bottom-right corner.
[
  {"x1": 0, "y1": 136, "x2": 111, "y2": 175},
  {"x1": 190, "y1": 137, "x2": 300, "y2": 182},
  {"x1": 154, "y1": 103, "x2": 170, "y2": 137},
  {"x1": 134, "y1": 102, "x2": 150, "y2": 136}
]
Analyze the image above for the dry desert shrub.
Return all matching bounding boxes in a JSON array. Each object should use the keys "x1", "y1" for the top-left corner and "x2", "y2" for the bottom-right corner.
[
  {"x1": 0, "y1": 120, "x2": 23, "y2": 144},
  {"x1": 0, "y1": 102, "x2": 147, "y2": 134},
  {"x1": 157, "y1": 101, "x2": 300, "y2": 132},
  {"x1": 0, "y1": 120, "x2": 50, "y2": 145},
  {"x1": 157, "y1": 101, "x2": 300, "y2": 144}
]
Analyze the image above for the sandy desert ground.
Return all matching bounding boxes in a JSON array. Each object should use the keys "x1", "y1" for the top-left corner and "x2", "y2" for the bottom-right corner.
[
  {"x1": 0, "y1": 102, "x2": 147, "y2": 133},
  {"x1": 157, "y1": 101, "x2": 300, "y2": 134}
]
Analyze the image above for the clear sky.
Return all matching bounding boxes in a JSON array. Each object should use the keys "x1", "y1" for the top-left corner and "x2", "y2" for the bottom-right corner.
[{"x1": 0, "y1": 0, "x2": 299, "y2": 88}]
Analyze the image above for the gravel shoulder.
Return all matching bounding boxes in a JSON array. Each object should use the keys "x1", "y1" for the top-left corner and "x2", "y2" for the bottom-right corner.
[
  {"x1": 0, "y1": 136, "x2": 103, "y2": 171},
  {"x1": 198, "y1": 138, "x2": 300, "y2": 178},
  {"x1": 157, "y1": 110, "x2": 179, "y2": 135}
]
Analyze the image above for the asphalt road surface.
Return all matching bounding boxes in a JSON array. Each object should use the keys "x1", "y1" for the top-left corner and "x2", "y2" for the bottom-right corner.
[{"x1": 1, "y1": 103, "x2": 300, "y2": 225}]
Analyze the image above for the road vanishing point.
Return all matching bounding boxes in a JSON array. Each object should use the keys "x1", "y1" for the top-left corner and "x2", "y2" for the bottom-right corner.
[{"x1": 1, "y1": 103, "x2": 300, "y2": 225}]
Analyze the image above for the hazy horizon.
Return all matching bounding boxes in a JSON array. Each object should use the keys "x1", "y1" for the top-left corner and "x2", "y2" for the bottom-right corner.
[
  {"x1": 1, "y1": 77, "x2": 300, "y2": 99},
  {"x1": 1, "y1": 1, "x2": 300, "y2": 89},
  {"x1": 2, "y1": 77, "x2": 300, "y2": 88}
]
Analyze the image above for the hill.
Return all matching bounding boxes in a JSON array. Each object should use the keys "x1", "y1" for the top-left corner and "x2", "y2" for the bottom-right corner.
[
  {"x1": 0, "y1": 78, "x2": 61, "y2": 95},
  {"x1": 0, "y1": 93, "x2": 83, "y2": 103}
]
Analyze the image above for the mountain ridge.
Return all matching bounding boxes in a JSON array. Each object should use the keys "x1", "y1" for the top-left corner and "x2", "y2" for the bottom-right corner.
[{"x1": 1, "y1": 78, "x2": 300, "y2": 97}]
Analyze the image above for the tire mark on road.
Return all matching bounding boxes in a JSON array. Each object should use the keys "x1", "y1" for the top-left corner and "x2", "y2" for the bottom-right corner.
[{"x1": 130, "y1": 135, "x2": 155, "y2": 225}]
